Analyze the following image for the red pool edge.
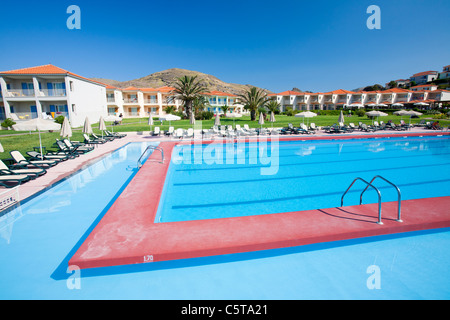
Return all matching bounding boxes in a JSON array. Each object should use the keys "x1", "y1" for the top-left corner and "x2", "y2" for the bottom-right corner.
[{"x1": 69, "y1": 133, "x2": 450, "y2": 270}]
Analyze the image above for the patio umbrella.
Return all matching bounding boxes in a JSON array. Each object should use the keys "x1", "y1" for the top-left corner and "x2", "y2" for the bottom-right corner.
[
  {"x1": 393, "y1": 110, "x2": 408, "y2": 115},
  {"x1": 338, "y1": 110, "x2": 345, "y2": 125},
  {"x1": 366, "y1": 110, "x2": 388, "y2": 124},
  {"x1": 159, "y1": 114, "x2": 181, "y2": 126},
  {"x1": 190, "y1": 112, "x2": 195, "y2": 126},
  {"x1": 83, "y1": 117, "x2": 93, "y2": 135},
  {"x1": 99, "y1": 116, "x2": 107, "y2": 138},
  {"x1": 214, "y1": 113, "x2": 221, "y2": 126},
  {"x1": 258, "y1": 112, "x2": 265, "y2": 130},
  {"x1": 12, "y1": 118, "x2": 61, "y2": 158},
  {"x1": 348, "y1": 103, "x2": 363, "y2": 108},
  {"x1": 404, "y1": 110, "x2": 423, "y2": 125},
  {"x1": 60, "y1": 117, "x2": 72, "y2": 140},
  {"x1": 0, "y1": 142, "x2": 3, "y2": 153},
  {"x1": 148, "y1": 114, "x2": 154, "y2": 132},
  {"x1": 295, "y1": 111, "x2": 317, "y2": 125},
  {"x1": 414, "y1": 102, "x2": 429, "y2": 106},
  {"x1": 269, "y1": 111, "x2": 276, "y2": 128},
  {"x1": 392, "y1": 103, "x2": 404, "y2": 107}
]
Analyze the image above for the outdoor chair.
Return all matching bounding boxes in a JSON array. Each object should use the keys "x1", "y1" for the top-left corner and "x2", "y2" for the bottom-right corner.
[
  {"x1": 10, "y1": 150, "x2": 57, "y2": 169},
  {"x1": 0, "y1": 159, "x2": 46, "y2": 179}
]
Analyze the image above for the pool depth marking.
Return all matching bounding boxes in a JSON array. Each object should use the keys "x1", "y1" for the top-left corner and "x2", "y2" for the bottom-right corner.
[{"x1": 69, "y1": 135, "x2": 450, "y2": 270}]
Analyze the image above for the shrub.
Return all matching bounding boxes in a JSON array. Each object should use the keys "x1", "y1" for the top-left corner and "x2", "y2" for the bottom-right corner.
[
  {"x1": 54, "y1": 115, "x2": 65, "y2": 124},
  {"x1": 1, "y1": 118, "x2": 16, "y2": 128},
  {"x1": 196, "y1": 111, "x2": 214, "y2": 120}
]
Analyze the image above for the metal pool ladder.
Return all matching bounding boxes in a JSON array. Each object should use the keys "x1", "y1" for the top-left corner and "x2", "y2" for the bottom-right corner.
[
  {"x1": 340, "y1": 175, "x2": 402, "y2": 225},
  {"x1": 137, "y1": 145, "x2": 164, "y2": 169}
]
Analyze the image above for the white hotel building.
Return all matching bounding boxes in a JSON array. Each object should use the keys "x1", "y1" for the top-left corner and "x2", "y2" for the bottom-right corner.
[
  {"x1": 268, "y1": 88, "x2": 450, "y2": 112},
  {"x1": 0, "y1": 64, "x2": 243, "y2": 127},
  {"x1": 0, "y1": 64, "x2": 107, "y2": 128}
]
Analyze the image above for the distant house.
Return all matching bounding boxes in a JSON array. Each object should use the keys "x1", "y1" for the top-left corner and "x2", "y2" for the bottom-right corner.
[
  {"x1": 410, "y1": 84, "x2": 438, "y2": 92},
  {"x1": 438, "y1": 65, "x2": 450, "y2": 80},
  {"x1": 410, "y1": 71, "x2": 438, "y2": 84},
  {"x1": 0, "y1": 64, "x2": 107, "y2": 127}
]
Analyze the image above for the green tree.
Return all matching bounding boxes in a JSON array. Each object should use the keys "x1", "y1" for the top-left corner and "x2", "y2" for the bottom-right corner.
[
  {"x1": 266, "y1": 100, "x2": 280, "y2": 114},
  {"x1": 221, "y1": 105, "x2": 229, "y2": 115},
  {"x1": 387, "y1": 80, "x2": 398, "y2": 88},
  {"x1": 238, "y1": 87, "x2": 267, "y2": 121},
  {"x1": 171, "y1": 75, "x2": 205, "y2": 120}
]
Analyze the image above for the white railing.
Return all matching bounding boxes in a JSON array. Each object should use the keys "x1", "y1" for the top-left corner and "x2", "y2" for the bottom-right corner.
[
  {"x1": 6, "y1": 89, "x2": 35, "y2": 97},
  {"x1": 37, "y1": 89, "x2": 66, "y2": 97}
]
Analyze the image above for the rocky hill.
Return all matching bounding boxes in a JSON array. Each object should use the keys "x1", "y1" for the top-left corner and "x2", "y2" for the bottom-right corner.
[{"x1": 91, "y1": 68, "x2": 272, "y2": 95}]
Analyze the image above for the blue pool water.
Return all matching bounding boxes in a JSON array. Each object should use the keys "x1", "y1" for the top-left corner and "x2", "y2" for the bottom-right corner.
[
  {"x1": 156, "y1": 136, "x2": 450, "y2": 223},
  {"x1": 0, "y1": 139, "x2": 449, "y2": 299}
]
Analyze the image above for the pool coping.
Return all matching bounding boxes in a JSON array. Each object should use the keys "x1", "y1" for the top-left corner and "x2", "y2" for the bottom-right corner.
[{"x1": 69, "y1": 132, "x2": 450, "y2": 270}]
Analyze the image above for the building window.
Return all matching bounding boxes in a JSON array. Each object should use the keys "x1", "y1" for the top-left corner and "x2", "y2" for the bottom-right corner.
[{"x1": 69, "y1": 81, "x2": 74, "y2": 91}]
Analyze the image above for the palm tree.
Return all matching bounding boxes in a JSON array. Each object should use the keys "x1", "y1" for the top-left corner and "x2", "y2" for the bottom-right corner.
[
  {"x1": 266, "y1": 100, "x2": 280, "y2": 114},
  {"x1": 171, "y1": 75, "x2": 206, "y2": 120},
  {"x1": 238, "y1": 87, "x2": 267, "y2": 121}
]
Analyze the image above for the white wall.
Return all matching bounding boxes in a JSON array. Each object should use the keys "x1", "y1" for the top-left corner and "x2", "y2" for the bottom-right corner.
[{"x1": 66, "y1": 76, "x2": 107, "y2": 127}]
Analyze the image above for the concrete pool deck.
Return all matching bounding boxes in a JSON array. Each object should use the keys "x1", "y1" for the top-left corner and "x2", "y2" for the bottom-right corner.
[{"x1": 66, "y1": 130, "x2": 450, "y2": 270}]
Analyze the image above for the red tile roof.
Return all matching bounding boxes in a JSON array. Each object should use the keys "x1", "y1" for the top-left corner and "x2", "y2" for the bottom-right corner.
[
  {"x1": 412, "y1": 71, "x2": 438, "y2": 77},
  {"x1": 202, "y1": 90, "x2": 237, "y2": 97},
  {"x1": 0, "y1": 64, "x2": 106, "y2": 86}
]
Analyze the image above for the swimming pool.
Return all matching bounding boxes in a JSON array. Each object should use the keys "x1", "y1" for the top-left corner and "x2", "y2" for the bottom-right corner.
[
  {"x1": 0, "y1": 139, "x2": 449, "y2": 299},
  {"x1": 156, "y1": 136, "x2": 450, "y2": 223}
]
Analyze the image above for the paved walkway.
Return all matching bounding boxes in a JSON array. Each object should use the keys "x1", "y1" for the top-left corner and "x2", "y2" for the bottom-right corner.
[{"x1": 3, "y1": 126, "x2": 448, "y2": 203}]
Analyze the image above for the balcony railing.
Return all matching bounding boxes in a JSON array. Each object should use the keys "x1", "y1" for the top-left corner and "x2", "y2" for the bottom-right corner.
[
  {"x1": 145, "y1": 99, "x2": 158, "y2": 104},
  {"x1": 6, "y1": 89, "x2": 35, "y2": 97},
  {"x1": 107, "y1": 97, "x2": 116, "y2": 102},
  {"x1": 37, "y1": 89, "x2": 66, "y2": 97},
  {"x1": 123, "y1": 98, "x2": 139, "y2": 104}
]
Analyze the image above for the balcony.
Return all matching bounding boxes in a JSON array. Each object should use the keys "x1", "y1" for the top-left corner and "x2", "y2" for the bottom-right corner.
[
  {"x1": 37, "y1": 89, "x2": 67, "y2": 97},
  {"x1": 107, "y1": 97, "x2": 116, "y2": 103},
  {"x1": 144, "y1": 99, "x2": 158, "y2": 104},
  {"x1": 5, "y1": 89, "x2": 35, "y2": 98},
  {"x1": 123, "y1": 98, "x2": 139, "y2": 104}
]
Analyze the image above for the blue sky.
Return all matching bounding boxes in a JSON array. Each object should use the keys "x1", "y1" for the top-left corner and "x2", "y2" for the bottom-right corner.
[{"x1": 0, "y1": 0, "x2": 449, "y2": 93}]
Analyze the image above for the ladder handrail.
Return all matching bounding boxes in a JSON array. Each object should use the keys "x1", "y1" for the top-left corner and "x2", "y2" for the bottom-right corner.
[
  {"x1": 137, "y1": 145, "x2": 164, "y2": 169},
  {"x1": 341, "y1": 177, "x2": 383, "y2": 225},
  {"x1": 360, "y1": 175, "x2": 402, "y2": 222}
]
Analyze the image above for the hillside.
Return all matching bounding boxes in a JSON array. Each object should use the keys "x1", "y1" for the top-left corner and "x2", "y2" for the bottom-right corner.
[{"x1": 91, "y1": 68, "x2": 272, "y2": 95}]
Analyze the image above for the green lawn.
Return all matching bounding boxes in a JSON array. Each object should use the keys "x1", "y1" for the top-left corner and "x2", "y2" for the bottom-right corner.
[{"x1": 0, "y1": 114, "x2": 448, "y2": 161}]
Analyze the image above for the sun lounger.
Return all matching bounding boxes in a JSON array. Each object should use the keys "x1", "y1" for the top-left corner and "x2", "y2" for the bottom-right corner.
[
  {"x1": 243, "y1": 124, "x2": 258, "y2": 135},
  {"x1": 0, "y1": 159, "x2": 46, "y2": 179},
  {"x1": 165, "y1": 127, "x2": 174, "y2": 136},
  {"x1": 360, "y1": 124, "x2": 375, "y2": 132},
  {"x1": 10, "y1": 150, "x2": 57, "y2": 169},
  {"x1": 0, "y1": 173, "x2": 30, "y2": 188},
  {"x1": 83, "y1": 134, "x2": 105, "y2": 145},
  {"x1": 152, "y1": 127, "x2": 161, "y2": 136},
  {"x1": 281, "y1": 123, "x2": 299, "y2": 135},
  {"x1": 26, "y1": 151, "x2": 68, "y2": 163},
  {"x1": 92, "y1": 133, "x2": 111, "y2": 142},
  {"x1": 105, "y1": 130, "x2": 126, "y2": 138},
  {"x1": 184, "y1": 128, "x2": 194, "y2": 138},
  {"x1": 63, "y1": 139, "x2": 94, "y2": 153},
  {"x1": 174, "y1": 128, "x2": 185, "y2": 139},
  {"x1": 299, "y1": 123, "x2": 314, "y2": 134}
]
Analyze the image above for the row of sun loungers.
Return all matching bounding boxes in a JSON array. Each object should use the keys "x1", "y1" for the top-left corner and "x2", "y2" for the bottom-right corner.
[{"x1": 0, "y1": 130, "x2": 127, "y2": 188}]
